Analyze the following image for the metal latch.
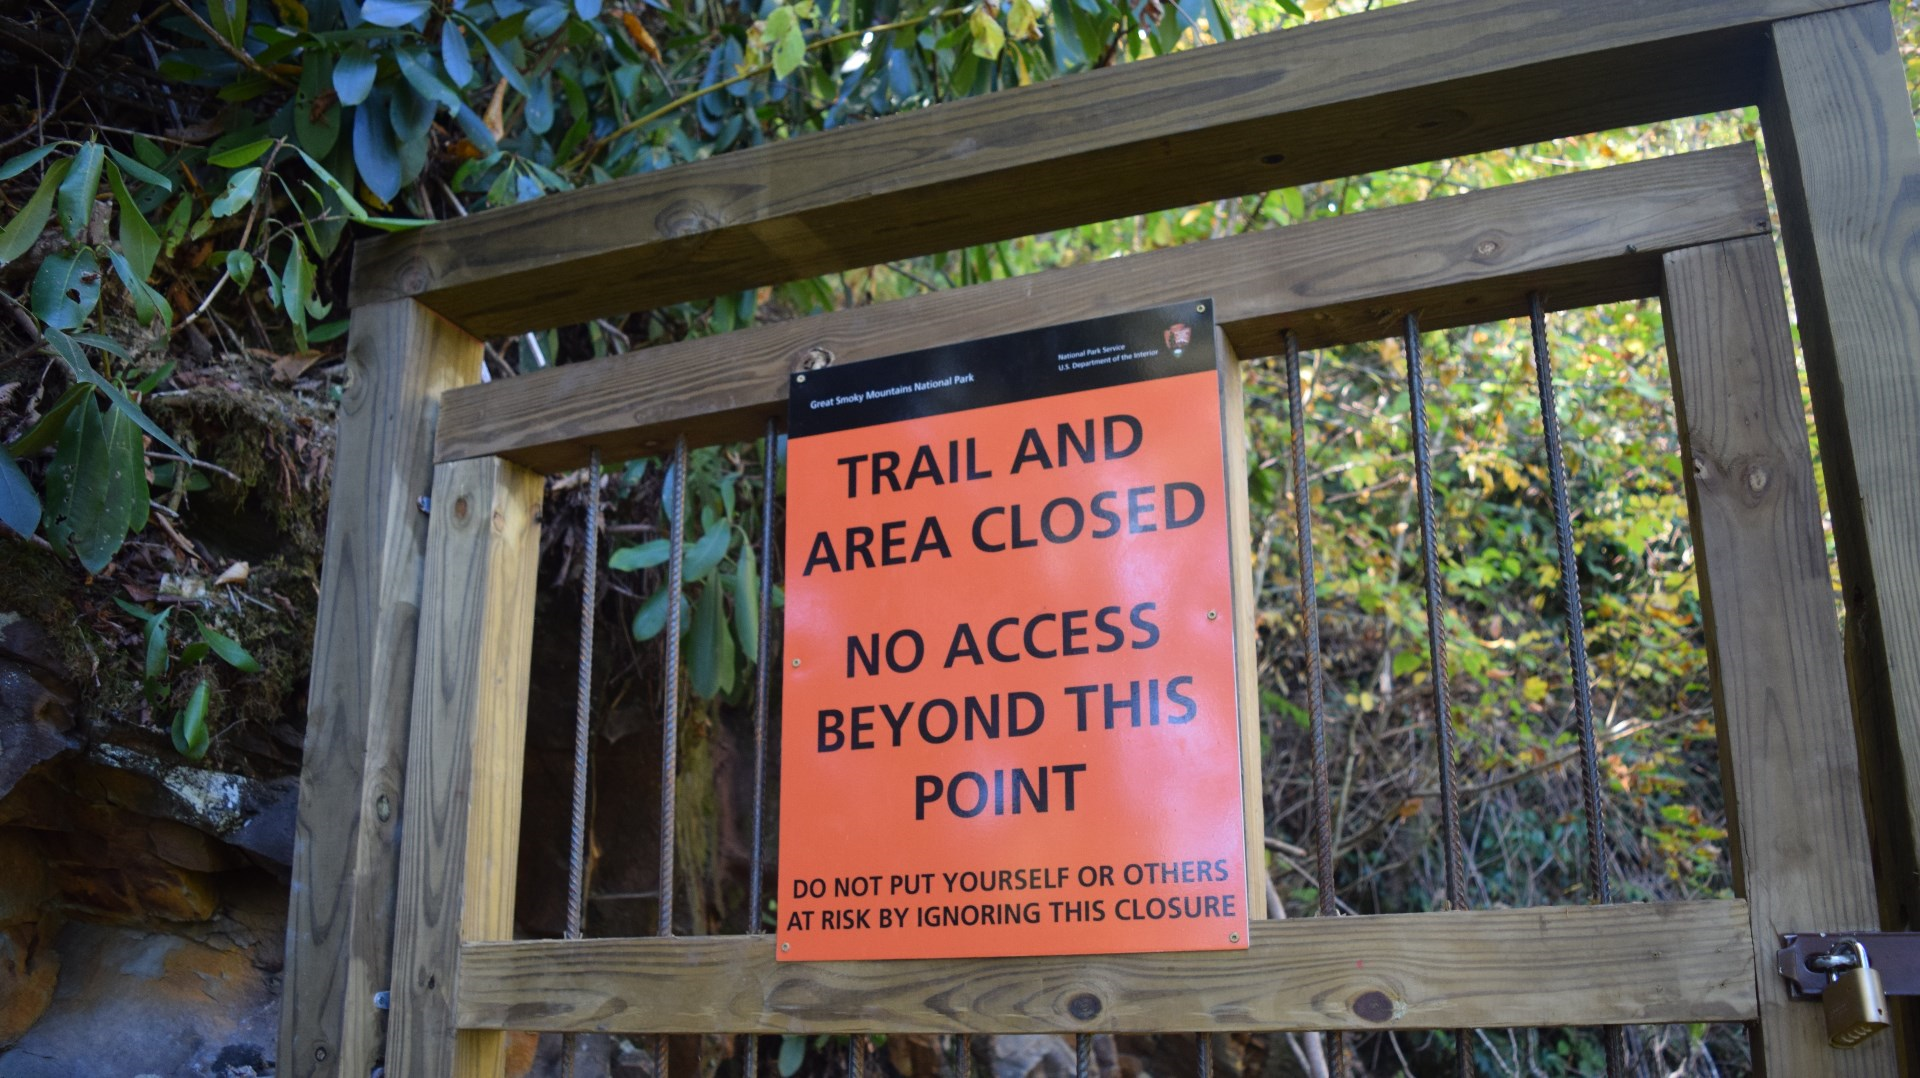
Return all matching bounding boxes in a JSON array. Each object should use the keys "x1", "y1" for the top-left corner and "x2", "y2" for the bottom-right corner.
[
  {"x1": 1777, "y1": 932, "x2": 1920, "y2": 998},
  {"x1": 1779, "y1": 932, "x2": 1920, "y2": 1048}
]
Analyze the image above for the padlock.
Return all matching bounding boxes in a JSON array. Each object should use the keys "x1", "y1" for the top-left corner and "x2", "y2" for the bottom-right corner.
[{"x1": 1824, "y1": 940, "x2": 1891, "y2": 1048}]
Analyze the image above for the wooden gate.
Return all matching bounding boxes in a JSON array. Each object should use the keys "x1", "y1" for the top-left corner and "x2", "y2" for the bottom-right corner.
[{"x1": 279, "y1": 2, "x2": 1920, "y2": 1075}]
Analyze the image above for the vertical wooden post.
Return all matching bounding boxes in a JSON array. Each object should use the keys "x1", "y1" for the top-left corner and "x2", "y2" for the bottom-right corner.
[
  {"x1": 1215, "y1": 327, "x2": 1267, "y2": 921},
  {"x1": 282, "y1": 300, "x2": 481, "y2": 1077},
  {"x1": 1763, "y1": 2, "x2": 1920, "y2": 938},
  {"x1": 1662, "y1": 236, "x2": 1895, "y2": 1077},
  {"x1": 386, "y1": 457, "x2": 543, "y2": 1078}
]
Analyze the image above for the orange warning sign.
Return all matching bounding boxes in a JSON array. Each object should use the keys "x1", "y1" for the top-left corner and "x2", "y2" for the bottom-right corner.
[{"x1": 777, "y1": 301, "x2": 1249, "y2": 961}]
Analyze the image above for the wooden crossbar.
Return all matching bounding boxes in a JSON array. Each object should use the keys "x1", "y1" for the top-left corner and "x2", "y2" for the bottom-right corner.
[
  {"x1": 282, "y1": 3, "x2": 1920, "y2": 1073},
  {"x1": 347, "y1": 0, "x2": 1860, "y2": 336},
  {"x1": 453, "y1": 901, "x2": 1757, "y2": 1034},
  {"x1": 434, "y1": 145, "x2": 1767, "y2": 473}
]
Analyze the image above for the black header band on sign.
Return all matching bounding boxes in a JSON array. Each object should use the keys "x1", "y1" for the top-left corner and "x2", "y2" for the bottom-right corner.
[{"x1": 788, "y1": 300, "x2": 1216, "y2": 439}]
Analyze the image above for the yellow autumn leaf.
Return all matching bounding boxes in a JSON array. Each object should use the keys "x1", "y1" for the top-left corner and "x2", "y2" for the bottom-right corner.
[
  {"x1": 1007, "y1": 0, "x2": 1044, "y2": 41},
  {"x1": 969, "y1": 4, "x2": 1006, "y2": 60},
  {"x1": 1523, "y1": 676, "x2": 1549, "y2": 703}
]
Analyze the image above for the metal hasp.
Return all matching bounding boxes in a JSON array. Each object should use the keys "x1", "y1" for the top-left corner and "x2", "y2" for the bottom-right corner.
[{"x1": 1777, "y1": 932, "x2": 1920, "y2": 998}]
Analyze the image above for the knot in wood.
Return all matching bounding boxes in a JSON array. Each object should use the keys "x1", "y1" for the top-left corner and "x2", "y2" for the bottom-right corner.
[
  {"x1": 453, "y1": 496, "x2": 471, "y2": 522},
  {"x1": 397, "y1": 257, "x2": 433, "y2": 295},
  {"x1": 797, "y1": 346, "x2": 834, "y2": 371},
  {"x1": 1744, "y1": 462, "x2": 1772, "y2": 496},
  {"x1": 656, "y1": 199, "x2": 722, "y2": 238},
  {"x1": 1068, "y1": 993, "x2": 1103, "y2": 1020},
  {"x1": 1350, "y1": 990, "x2": 1395, "y2": 1023},
  {"x1": 1410, "y1": 108, "x2": 1467, "y2": 134},
  {"x1": 1470, "y1": 233, "x2": 1507, "y2": 262}
]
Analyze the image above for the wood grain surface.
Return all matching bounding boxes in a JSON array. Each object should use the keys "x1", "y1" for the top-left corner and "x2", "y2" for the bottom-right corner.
[
  {"x1": 437, "y1": 146, "x2": 1768, "y2": 474},
  {"x1": 1216, "y1": 329, "x2": 1265, "y2": 922},
  {"x1": 384, "y1": 457, "x2": 543, "y2": 1078},
  {"x1": 348, "y1": 0, "x2": 1843, "y2": 335},
  {"x1": 455, "y1": 900, "x2": 1755, "y2": 1034},
  {"x1": 1764, "y1": 2, "x2": 1920, "y2": 963},
  {"x1": 1662, "y1": 236, "x2": 1895, "y2": 1076},
  {"x1": 281, "y1": 301, "x2": 480, "y2": 1078}
]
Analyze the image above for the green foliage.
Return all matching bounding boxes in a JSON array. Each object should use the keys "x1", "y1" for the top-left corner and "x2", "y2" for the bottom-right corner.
[
  {"x1": 115, "y1": 597, "x2": 263, "y2": 760},
  {"x1": 172, "y1": 679, "x2": 213, "y2": 759},
  {"x1": 0, "y1": 0, "x2": 1256, "y2": 565},
  {"x1": 3, "y1": 0, "x2": 1914, "y2": 1068},
  {"x1": 609, "y1": 440, "x2": 781, "y2": 702}
]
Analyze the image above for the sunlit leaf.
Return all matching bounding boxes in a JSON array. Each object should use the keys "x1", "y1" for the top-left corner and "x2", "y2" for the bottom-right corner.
[
  {"x1": 772, "y1": 22, "x2": 805, "y2": 78},
  {"x1": 968, "y1": 4, "x2": 1005, "y2": 60}
]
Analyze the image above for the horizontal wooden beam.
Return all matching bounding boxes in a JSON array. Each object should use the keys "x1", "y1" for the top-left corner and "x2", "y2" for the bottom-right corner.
[
  {"x1": 349, "y1": 0, "x2": 1846, "y2": 336},
  {"x1": 436, "y1": 145, "x2": 1768, "y2": 473},
  {"x1": 456, "y1": 900, "x2": 1756, "y2": 1034}
]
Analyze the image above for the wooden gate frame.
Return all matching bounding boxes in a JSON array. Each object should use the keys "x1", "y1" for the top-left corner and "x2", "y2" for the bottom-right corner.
[{"x1": 278, "y1": 2, "x2": 1920, "y2": 1076}]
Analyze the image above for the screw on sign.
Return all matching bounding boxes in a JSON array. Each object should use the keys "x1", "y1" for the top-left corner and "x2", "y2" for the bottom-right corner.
[{"x1": 776, "y1": 301, "x2": 1253, "y2": 962}]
